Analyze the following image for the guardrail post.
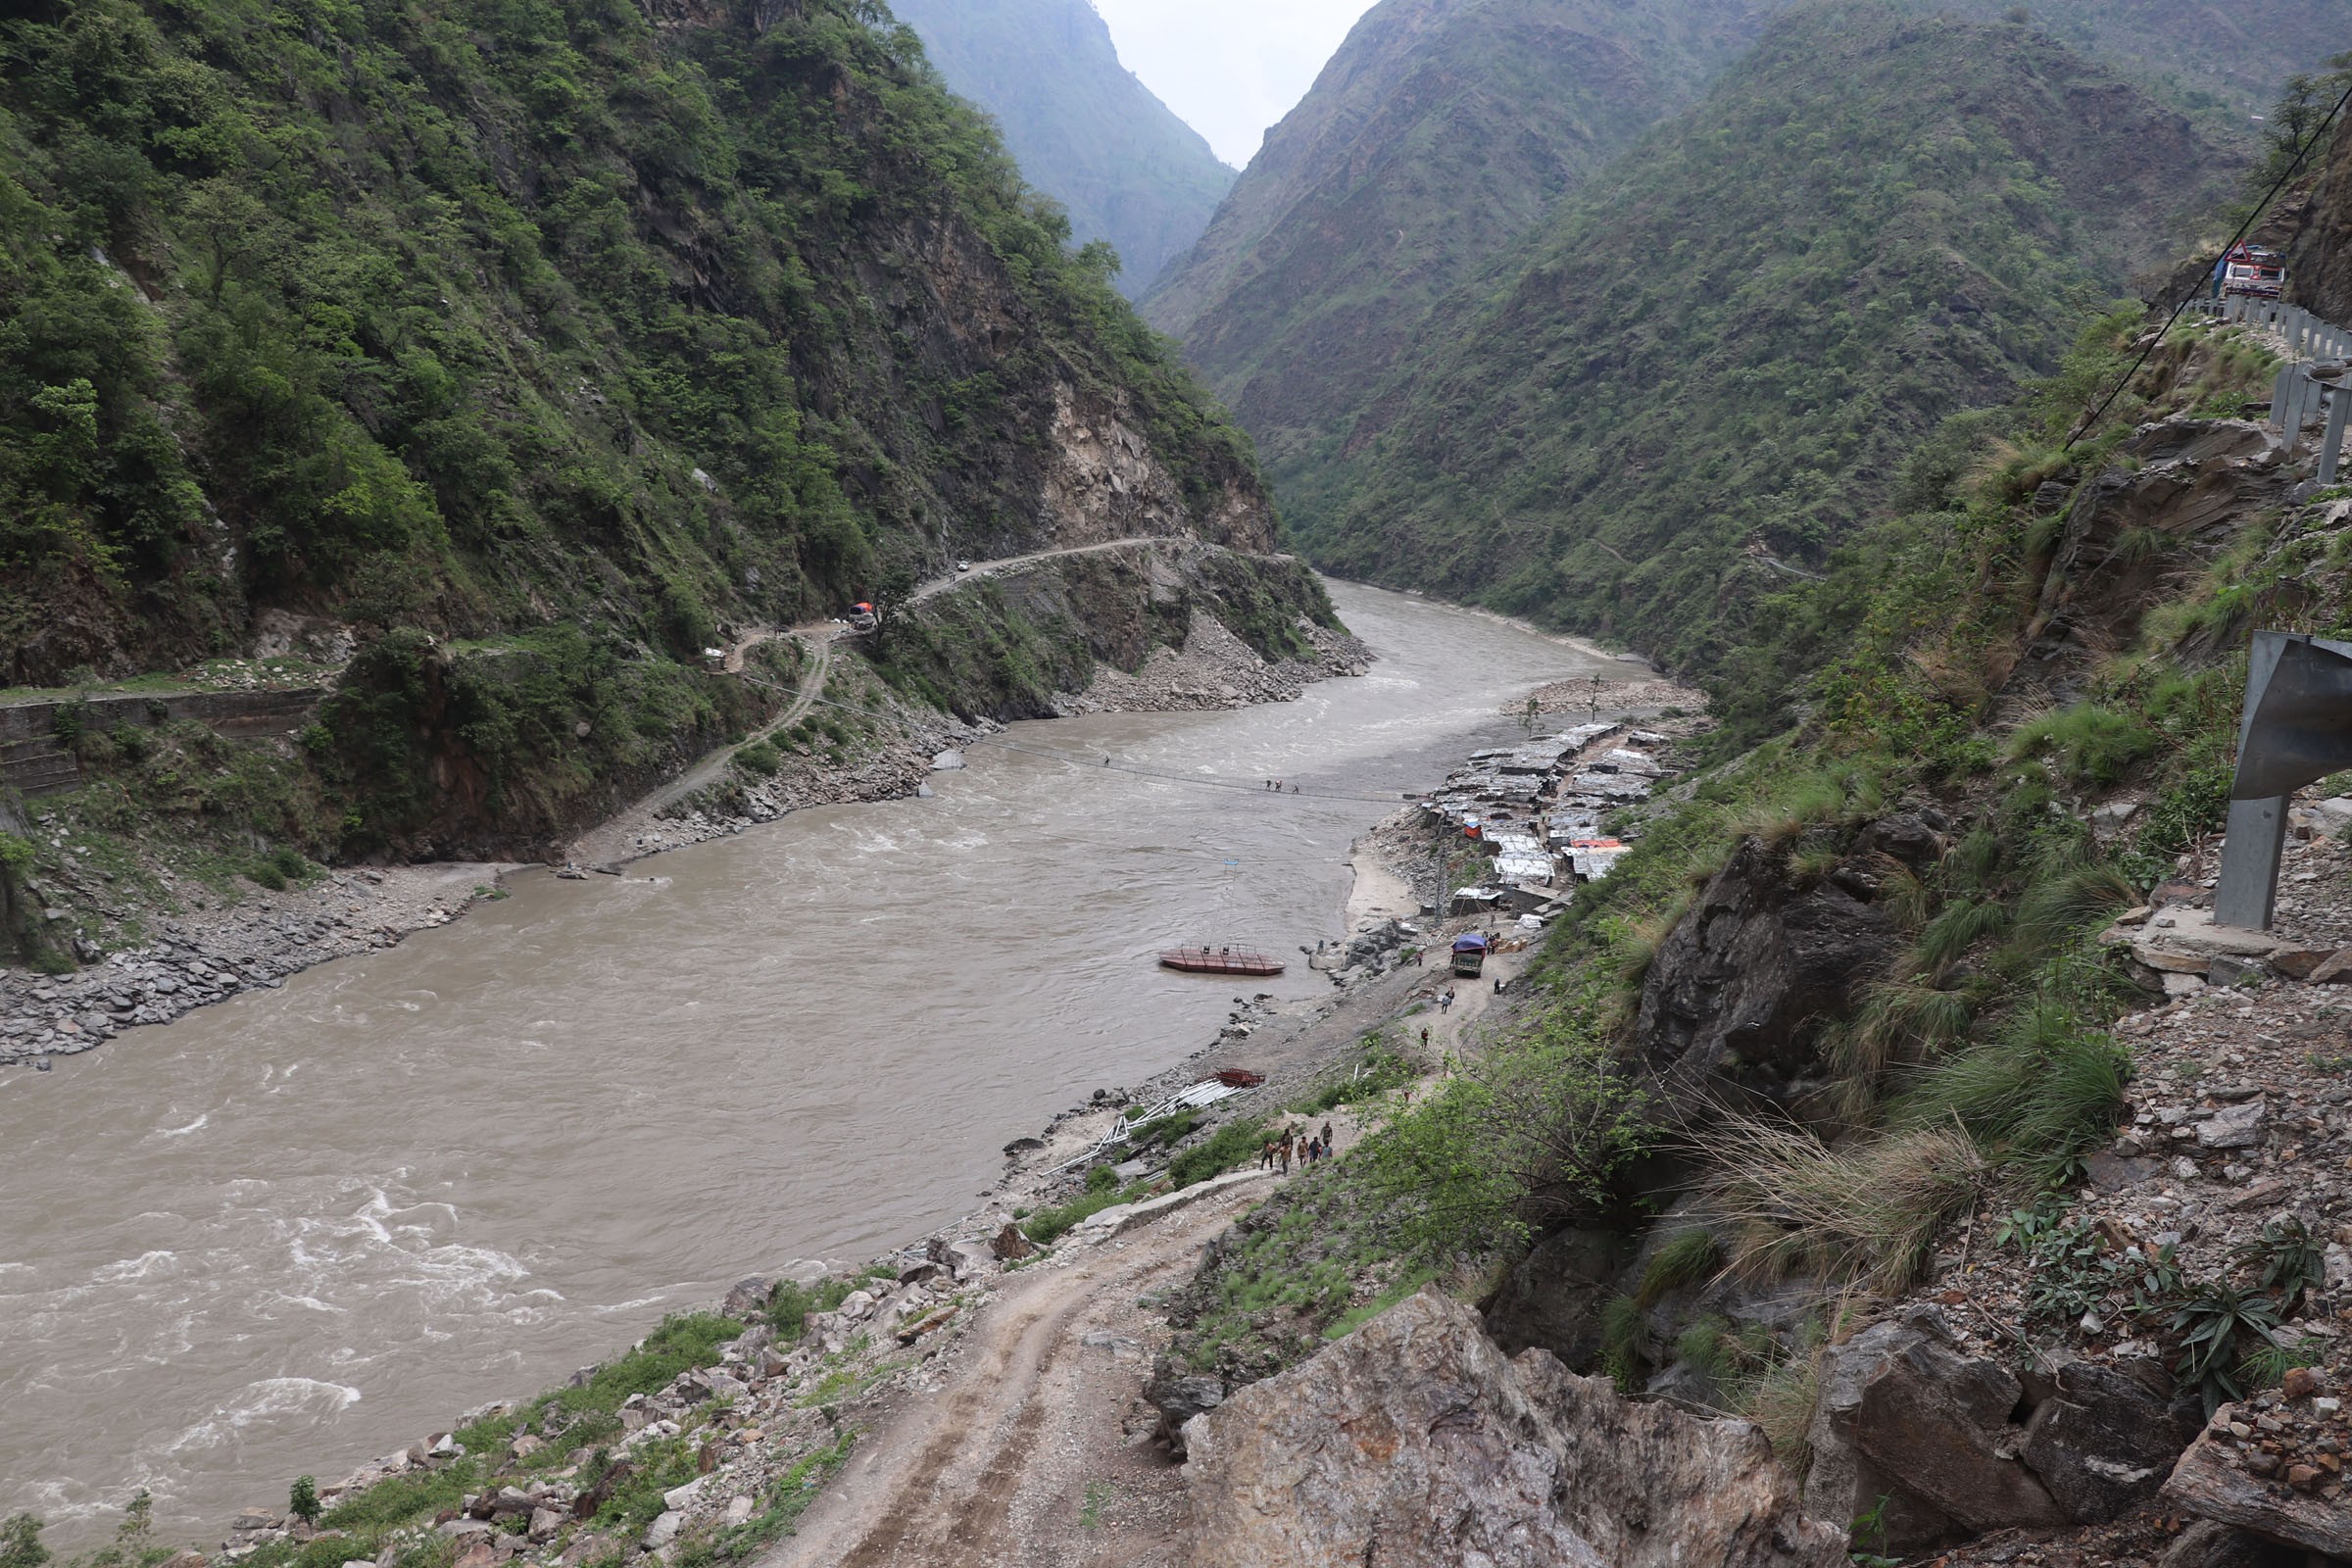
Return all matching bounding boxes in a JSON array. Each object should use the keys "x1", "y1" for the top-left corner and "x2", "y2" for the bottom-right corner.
[
  {"x1": 2323, "y1": 385, "x2": 2352, "y2": 486},
  {"x1": 2274, "y1": 364, "x2": 2296, "y2": 433}
]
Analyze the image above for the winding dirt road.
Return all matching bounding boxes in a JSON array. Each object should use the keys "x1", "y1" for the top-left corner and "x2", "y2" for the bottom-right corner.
[{"x1": 767, "y1": 1176, "x2": 1277, "y2": 1568}]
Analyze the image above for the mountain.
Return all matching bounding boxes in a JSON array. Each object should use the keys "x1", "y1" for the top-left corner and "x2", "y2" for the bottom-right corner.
[
  {"x1": 886, "y1": 0, "x2": 1236, "y2": 296},
  {"x1": 1969, "y1": 0, "x2": 2351, "y2": 115},
  {"x1": 1282, "y1": 1, "x2": 2234, "y2": 682},
  {"x1": 0, "y1": 0, "x2": 1286, "y2": 855},
  {"x1": 1139, "y1": 0, "x2": 1790, "y2": 468}
]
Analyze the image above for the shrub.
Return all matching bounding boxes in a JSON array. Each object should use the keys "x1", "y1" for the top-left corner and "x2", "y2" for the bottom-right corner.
[
  {"x1": 735, "y1": 740, "x2": 781, "y2": 777},
  {"x1": 1168, "y1": 1116, "x2": 1274, "y2": 1189},
  {"x1": 1738, "y1": 1348, "x2": 1824, "y2": 1481},
  {"x1": 763, "y1": 1277, "x2": 859, "y2": 1343},
  {"x1": 289, "y1": 1476, "x2": 319, "y2": 1526},
  {"x1": 2012, "y1": 862, "x2": 2140, "y2": 950},
  {"x1": 247, "y1": 859, "x2": 288, "y2": 892},
  {"x1": 0, "y1": 1514, "x2": 48, "y2": 1568}
]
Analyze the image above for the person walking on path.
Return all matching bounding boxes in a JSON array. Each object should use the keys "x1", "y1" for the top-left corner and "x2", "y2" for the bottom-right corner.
[
  {"x1": 1278, "y1": 1135, "x2": 1293, "y2": 1176},
  {"x1": 1259, "y1": 1138, "x2": 1277, "y2": 1171},
  {"x1": 1320, "y1": 1120, "x2": 1334, "y2": 1152}
]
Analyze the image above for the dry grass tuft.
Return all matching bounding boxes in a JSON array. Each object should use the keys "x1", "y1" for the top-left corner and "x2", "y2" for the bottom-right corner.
[{"x1": 1703, "y1": 1115, "x2": 1984, "y2": 1296}]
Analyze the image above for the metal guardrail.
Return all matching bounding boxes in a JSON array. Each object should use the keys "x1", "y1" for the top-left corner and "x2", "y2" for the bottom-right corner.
[{"x1": 2185, "y1": 294, "x2": 2352, "y2": 483}]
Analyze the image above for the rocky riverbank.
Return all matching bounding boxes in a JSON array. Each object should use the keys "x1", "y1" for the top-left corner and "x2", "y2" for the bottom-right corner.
[{"x1": 185, "y1": 683, "x2": 1605, "y2": 1568}]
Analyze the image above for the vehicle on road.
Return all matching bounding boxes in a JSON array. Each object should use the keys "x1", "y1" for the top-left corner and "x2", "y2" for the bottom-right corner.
[
  {"x1": 956, "y1": 559, "x2": 972, "y2": 572},
  {"x1": 1450, "y1": 933, "x2": 1489, "y2": 978},
  {"x1": 2224, "y1": 244, "x2": 2286, "y2": 301}
]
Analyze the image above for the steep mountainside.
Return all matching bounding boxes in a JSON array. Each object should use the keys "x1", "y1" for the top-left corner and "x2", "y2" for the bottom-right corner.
[
  {"x1": 0, "y1": 0, "x2": 1293, "y2": 864},
  {"x1": 2286, "y1": 102, "x2": 2352, "y2": 323},
  {"x1": 1285, "y1": 3, "x2": 2233, "y2": 684},
  {"x1": 1138, "y1": 0, "x2": 1790, "y2": 467},
  {"x1": 886, "y1": 0, "x2": 1234, "y2": 298},
  {"x1": 1959, "y1": 0, "x2": 2349, "y2": 115}
]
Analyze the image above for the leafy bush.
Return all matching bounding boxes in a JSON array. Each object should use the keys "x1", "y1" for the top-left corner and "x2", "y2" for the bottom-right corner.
[{"x1": 735, "y1": 740, "x2": 781, "y2": 777}]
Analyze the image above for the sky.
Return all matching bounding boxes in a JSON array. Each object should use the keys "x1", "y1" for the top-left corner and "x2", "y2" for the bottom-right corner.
[{"x1": 1090, "y1": 0, "x2": 1378, "y2": 168}]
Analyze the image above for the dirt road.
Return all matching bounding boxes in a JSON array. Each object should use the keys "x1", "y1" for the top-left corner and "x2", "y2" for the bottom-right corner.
[
  {"x1": 767, "y1": 1176, "x2": 1278, "y2": 1568},
  {"x1": 564, "y1": 633, "x2": 833, "y2": 864}
]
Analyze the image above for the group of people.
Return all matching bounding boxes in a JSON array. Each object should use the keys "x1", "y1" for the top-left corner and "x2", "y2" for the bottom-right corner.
[
  {"x1": 1261, "y1": 779, "x2": 1300, "y2": 793},
  {"x1": 1259, "y1": 1120, "x2": 1336, "y2": 1175}
]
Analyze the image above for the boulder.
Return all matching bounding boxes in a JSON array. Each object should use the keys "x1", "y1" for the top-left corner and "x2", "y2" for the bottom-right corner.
[
  {"x1": 1180, "y1": 1286, "x2": 1843, "y2": 1567},
  {"x1": 642, "y1": 1512, "x2": 681, "y2": 1551},
  {"x1": 1144, "y1": 1356, "x2": 1227, "y2": 1455},
  {"x1": 991, "y1": 1222, "x2": 1036, "y2": 1261},
  {"x1": 526, "y1": 1510, "x2": 564, "y2": 1544},
  {"x1": 2161, "y1": 1408, "x2": 2352, "y2": 1558},
  {"x1": 721, "y1": 1276, "x2": 770, "y2": 1316},
  {"x1": 2019, "y1": 1355, "x2": 2200, "y2": 1522},
  {"x1": 1804, "y1": 1306, "x2": 2065, "y2": 1550}
]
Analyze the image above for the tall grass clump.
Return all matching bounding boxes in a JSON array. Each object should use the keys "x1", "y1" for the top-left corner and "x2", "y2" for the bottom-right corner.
[
  {"x1": 1888, "y1": 991, "x2": 2129, "y2": 1178},
  {"x1": 1704, "y1": 1117, "x2": 1983, "y2": 1294},
  {"x1": 2004, "y1": 703, "x2": 2159, "y2": 787},
  {"x1": 1637, "y1": 1227, "x2": 1724, "y2": 1307}
]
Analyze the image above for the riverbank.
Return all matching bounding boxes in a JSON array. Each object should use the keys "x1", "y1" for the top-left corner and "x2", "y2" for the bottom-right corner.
[
  {"x1": 0, "y1": 616, "x2": 1370, "y2": 1068},
  {"x1": 176, "y1": 686, "x2": 1702, "y2": 1568}
]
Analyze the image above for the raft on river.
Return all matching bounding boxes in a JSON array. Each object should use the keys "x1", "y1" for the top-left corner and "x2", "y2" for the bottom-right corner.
[{"x1": 1158, "y1": 946, "x2": 1286, "y2": 977}]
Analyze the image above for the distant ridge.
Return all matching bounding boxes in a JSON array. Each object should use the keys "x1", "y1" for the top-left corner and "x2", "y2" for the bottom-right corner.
[
  {"x1": 1140, "y1": 0, "x2": 1790, "y2": 468},
  {"x1": 891, "y1": 0, "x2": 1236, "y2": 296}
]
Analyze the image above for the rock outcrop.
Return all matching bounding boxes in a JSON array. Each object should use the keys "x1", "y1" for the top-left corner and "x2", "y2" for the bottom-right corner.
[
  {"x1": 2161, "y1": 1369, "x2": 2352, "y2": 1560},
  {"x1": 1804, "y1": 1305, "x2": 2203, "y2": 1551},
  {"x1": 2286, "y1": 111, "x2": 2352, "y2": 328},
  {"x1": 1180, "y1": 1286, "x2": 1843, "y2": 1568},
  {"x1": 1632, "y1": 828, "x2": 1921, "y2": 1110},
  {"x1": 1805, "y1": 1307, "x2": 2067, "y2": 1549}
]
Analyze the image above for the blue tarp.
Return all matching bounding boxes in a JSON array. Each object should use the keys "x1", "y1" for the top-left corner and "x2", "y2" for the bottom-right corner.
[{"x1": 1453, "y1": 934, "x2": 1489, "y2": 953}]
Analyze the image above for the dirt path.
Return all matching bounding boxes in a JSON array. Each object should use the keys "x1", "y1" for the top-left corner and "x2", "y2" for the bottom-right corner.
[
  {"x1": 769, "y1": 1177, "x2": 1278, "y2": 1568},
  {"x1": 908, "y1": 538, "x2": 1181, "y2": 607},
  {"x1": 565, "y1": 633, "x2": 834, "y2": 864}
]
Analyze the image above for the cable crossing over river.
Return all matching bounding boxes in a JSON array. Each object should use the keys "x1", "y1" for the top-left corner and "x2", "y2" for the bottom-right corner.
[{"x1": 737, "y1": 664, "x2": 1419, "y2": 808}]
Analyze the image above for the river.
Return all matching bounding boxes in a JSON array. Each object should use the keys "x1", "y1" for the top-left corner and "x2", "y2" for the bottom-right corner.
[{"x1": 0, "y1": 582, "x2": 1620, "y2": 1545}]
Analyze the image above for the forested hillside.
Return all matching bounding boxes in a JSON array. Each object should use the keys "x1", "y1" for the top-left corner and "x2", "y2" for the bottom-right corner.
[
  {"x1": 0, "y1": 0, "x2": 1265, "y2": 692},
  {"x1": 1139, "y1": 0, "x2": 1789, "y2": 468},
  {"x1": 0, "y1": 0, "x2": 1303, "y2": 865},
  {"x1": 886, "y1": 0, "x2": 1234, "y2": 298},
  {"x1": 1283, "y1": 2, "x2": 2233, "y2": 686}
]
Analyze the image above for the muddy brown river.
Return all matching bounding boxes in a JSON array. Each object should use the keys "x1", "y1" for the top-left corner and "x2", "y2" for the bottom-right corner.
[{"x1": 0, "y1": 582, "x2": 1620, "y2": 1544}]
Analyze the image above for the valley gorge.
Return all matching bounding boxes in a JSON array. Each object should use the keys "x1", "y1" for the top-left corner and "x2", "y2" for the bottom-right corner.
[{"x1": 9, "y1": 0, "x2": 2352, "y2": 1565}]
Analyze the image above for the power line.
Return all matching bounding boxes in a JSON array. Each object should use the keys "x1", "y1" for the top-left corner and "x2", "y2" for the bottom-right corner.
[
  {"x1": 742, "y1": 664, "x2": 1424, "y2": 807},
  {"x1": 2064, "y1": 77, "x2": 2352, "y2": 452}
]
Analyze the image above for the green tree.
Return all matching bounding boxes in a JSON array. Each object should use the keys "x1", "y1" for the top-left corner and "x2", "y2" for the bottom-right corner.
[
  {"x1": 868, "y1": 560, "x2": 920, "y2": 654},
  {"x1": 288, "y1": 1476, "x2": 319, "y2": 1526},
  {"x1": 0, "y1": 1514, "x2": 48, "y2": 1568}
]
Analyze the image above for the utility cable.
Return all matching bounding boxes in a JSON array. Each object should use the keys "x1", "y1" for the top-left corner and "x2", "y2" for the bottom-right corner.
[
  {"x1": 738, "y1": 662, "x2": 1427, "y2": 806},
  {"x1": 2064, "y1": 77, "x2": 2352, "y2": 452}
]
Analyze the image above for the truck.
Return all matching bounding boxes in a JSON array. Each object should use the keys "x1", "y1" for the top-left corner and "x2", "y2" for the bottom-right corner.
[
  {"x1": 1450, "y1": 932, "x2": 1489, "y2": 979},
  {"x1": 2223, "y1": 244, "x2": 2286, "y2": 301}
]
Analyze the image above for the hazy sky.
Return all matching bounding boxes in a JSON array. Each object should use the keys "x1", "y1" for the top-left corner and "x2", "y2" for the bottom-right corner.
[{"x1": 1091, "y1": 0, "x2": 1378, "y2": 168}]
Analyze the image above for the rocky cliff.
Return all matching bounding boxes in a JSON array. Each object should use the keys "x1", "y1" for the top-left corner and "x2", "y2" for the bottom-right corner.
[{"x1": 2286, "y1": 105, "x2": 2352, "y2": 325}]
